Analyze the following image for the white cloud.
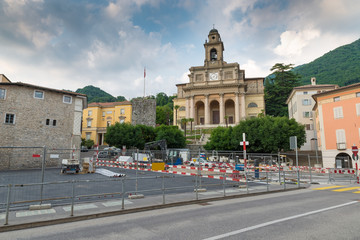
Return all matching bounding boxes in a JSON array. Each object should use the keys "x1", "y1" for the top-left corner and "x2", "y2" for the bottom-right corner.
[{"x1": 274, "y1": 28, "x2": 321, "y2": 56}]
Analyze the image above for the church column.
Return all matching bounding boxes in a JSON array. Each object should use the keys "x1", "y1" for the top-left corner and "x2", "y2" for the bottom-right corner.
[
  {"x1": 204, "y1": 94, "x2": 210, "y2": 125},
  {"x1": 240, "y1": 93, "x2": 246, "y2": 119},
  {"x1": 219, "y1": 93, "x2": 225, "y2": 124},
  {"x1": 235, "y1": 92, "x2": 240, "y2": 124},
  {"x1": 190, "y1": 95, "x2": 195, "y2": 119},
  {"x1": 186, "y1": 97, "x2": 190, "y2": 119}
]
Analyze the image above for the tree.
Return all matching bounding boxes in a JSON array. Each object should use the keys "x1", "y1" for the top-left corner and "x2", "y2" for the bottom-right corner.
[
  {"x1": 181, "y1": 118, "x2": 189, "y2": 137},
  {"x1": 204, "y1": 116, "x2": 305, "y2": 153},
  {"x1": 156, "y1": 105, "x2": 172, "y2": 125},
  {"x1": 104, "y1": 123, "x2": 143, "y2": 149},
  {"x1": 265, "y1": 63, "x2": 301, "y2": 117},
  {"x1": 174, "y1": 105, "x2": 180, "y2": 126},
  {"x1": 188, "y1": 118, "x2": 194, "y2": 133},
  {"x1": 224, "y1": 115, "x2": 229, "y2": 127},
  {"x1": 116, "y1": 96, "x2": 127, "y2": 102},
  {"x1": 155, "y1": 125, "x2": 186, "y2": 148},
  {"x1": 81, "y1": 138, "x2": 94, "y2": 149}
]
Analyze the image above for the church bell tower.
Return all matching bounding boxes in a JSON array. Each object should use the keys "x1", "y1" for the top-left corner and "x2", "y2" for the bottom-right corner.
[{"x1": 204, "y1": 28, "x2": 224, "y2": 67}]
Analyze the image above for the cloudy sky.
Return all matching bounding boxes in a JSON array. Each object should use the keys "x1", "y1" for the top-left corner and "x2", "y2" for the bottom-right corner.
[{"x1": 1, "y1": 0, "x2": 359, "y2": 99}]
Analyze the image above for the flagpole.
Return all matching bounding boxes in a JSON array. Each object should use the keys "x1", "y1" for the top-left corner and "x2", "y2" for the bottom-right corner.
[{"x1": 143, "y1": 67, "x2": 146, "y2": 98}]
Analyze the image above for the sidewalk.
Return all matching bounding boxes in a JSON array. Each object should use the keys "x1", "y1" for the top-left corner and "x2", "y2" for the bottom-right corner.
[{"x1": 0, "y1": 182, "x2": 304, "y2": 232}]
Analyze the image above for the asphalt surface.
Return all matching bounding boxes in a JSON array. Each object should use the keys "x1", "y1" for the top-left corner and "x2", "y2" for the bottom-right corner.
[{"x1": 1, "y1": 184, "x2": 360, "y2": 239}]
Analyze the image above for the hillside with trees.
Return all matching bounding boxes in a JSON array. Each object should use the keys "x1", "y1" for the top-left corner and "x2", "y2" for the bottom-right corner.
[
  {"x1": 292, "y1": 38, "x2": 360, "y2": 86},
  {"x1": 75, "y1": 85, "x2": 126, "y2": 103}
]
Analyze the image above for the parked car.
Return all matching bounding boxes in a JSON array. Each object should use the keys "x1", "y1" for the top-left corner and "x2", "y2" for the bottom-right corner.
[{"x1": 189, "y1": 158, "x2": 216, "y2": 168}]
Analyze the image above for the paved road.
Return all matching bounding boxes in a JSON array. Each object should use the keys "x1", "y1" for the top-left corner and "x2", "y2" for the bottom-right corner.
[{"x1": 1, "y1": 185, "x2": 360, "y2": 239}]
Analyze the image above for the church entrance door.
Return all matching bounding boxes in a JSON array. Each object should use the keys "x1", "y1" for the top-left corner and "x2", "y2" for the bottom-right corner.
[{"x1": 213, "y1": 111, "x2": 219, "y2": 124}]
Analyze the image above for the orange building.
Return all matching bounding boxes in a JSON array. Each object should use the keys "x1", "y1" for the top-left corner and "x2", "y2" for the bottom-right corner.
[{"x1": 313, "y1": 83, "x2": 360, "y2": 168}]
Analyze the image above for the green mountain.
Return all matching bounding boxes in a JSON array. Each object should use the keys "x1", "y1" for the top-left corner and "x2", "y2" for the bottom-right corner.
[
  {"x1": 75, "y1": 85, "x2": 126, "y2": 103},
  {"x1": 292, "y1": 38, "x2": 360, "y2": 86}
]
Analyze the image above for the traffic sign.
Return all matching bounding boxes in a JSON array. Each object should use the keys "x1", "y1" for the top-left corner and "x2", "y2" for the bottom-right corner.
[
  {"x1": 352, "y1": 145, "x2": 358, "y2": 156},
  {"x1": 352, "y1": 154, "x2": 359, "y2": 161}
]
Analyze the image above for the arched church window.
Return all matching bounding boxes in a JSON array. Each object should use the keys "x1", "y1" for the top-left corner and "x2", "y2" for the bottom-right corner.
[
  {"x1": 210, "y1": 48, "x2": 217, "y2": 61},
  {"x1": 248, "y1": 102, "x2": 258, "y2": 108}
]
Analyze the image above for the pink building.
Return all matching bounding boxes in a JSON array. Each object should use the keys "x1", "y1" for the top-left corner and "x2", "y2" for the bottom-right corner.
[{"x1": 313, "y1": 82, "x2": 360, "y2": 168}]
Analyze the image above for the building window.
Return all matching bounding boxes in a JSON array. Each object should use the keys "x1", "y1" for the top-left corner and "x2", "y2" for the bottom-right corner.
[
  {"x1": 86, "y1": 132, "x2": 91, "y2": 140},
  {"x1": 88, "y1": 110, "x2": 92, "y2": 116},
  {"x1": 302, "y1": 99, "x2": 311, "y2": 106},
  {"x1": 87, "y1": 120, "x2": 92, "y2": 127},
  {"x1": 303, "y1": 92, "x2": 308, "y2": 95},
  {"x1": 334, "y1": 96, "x2": 340, "y2": 102},
  {"x1": 248, "y1": 102, "x2": 258, "y2": 108},
  {"x1": 333, "y1": 106, "x2": 343, "y2": 119},
  {"x1": 63, "y1": 95, "x2": 72, "y2": 104},
  {"x1": 102, "y1": 112, "x2": 105, "y2": 117},
  {"x1": 225, "y1": 71, "x2": 233, "y2": 79},
  {"x1": 5, "y1": 113, "x2": 15, "y2": 124},
  {"x1": 336, "y1": 129, "x2": 346, "y2": 150},
  {"x1": 356, "y1": 103, "x2": 360, "y2": 116},
  {"x1": 34, "y1": 90, "x2": 44, "y2": 99},
  {"x1": 46, "y1": 119, "x2": 50, "y2": 125},
  {"x1": 179, "y1": 106, "x2": 185, "y2": 111},
  {"x1": 195, "y1": 74, "x2": 204, "y2": 82},
  {"x1": 0, "y1": 88, "x2": 6, "y2": 100},
  {"x1": 120, "y1": 109, "x2": 125, "y2": 114},
  {"x1": 305, "y1": 124, "x2": 313, "y2": 130},
  {"x1": 120, "y1": 119, "x2": 125, "y2": 124},
  {"x1": 210, "y1": 48, "x2": 217, "y2": 61},
  {"x1": 106, "y1": 111, "x2": 112, "y2": 114},
  {"x1": 357, "y1": 92, "x2": 360, "y2": 97},
  {"x1": 107, "y1": 121, "x2": 111, "y2": 127},
  {"x1": 53, "y1": 120, "x2": 57, "y2": 126},
  {"x1": 303, "y1": 111, "x2": 312, "y2": 118}
]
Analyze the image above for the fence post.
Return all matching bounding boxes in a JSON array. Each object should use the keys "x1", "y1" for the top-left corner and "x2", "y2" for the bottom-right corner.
[
  {"x1": 195, "y1": 174, "x2": 198, "y2": 200},
  {"x1": 121, "y1": 179, "x2": 125, "y2": 210},
  {"x1": 223, "y1": 173, "x2": 226, "y2": 197},
  {"x1": 4, "y1": 184, "x2": 12, "y2": 225},
  {"x1": 245, "y1": 171, "x2": 249, "y2": 194},
  {"x1": 266, "y1": 171, "x2": 269, "y2": 192},
  {"x1": 283, "y1": 170, "x2": 286, "y2": 190},
  {"x1": 40, "y1": 146, "x2": 46, "y2": 204},
  {"x1": 308, "y1": 154, "x2": 312, "y2": 183},
  {"x1": 297, "y1": 169, "x2": 300, "y2": 188},
  {"x1": 70, "y1": 180, "x2": 75, "y2": 216},
  {"x1": 162, "y1": 175, "x2": 165, "y2": 205},
  {"x1": 278, "y1": 152, "x2": 281, "y2": 184}
]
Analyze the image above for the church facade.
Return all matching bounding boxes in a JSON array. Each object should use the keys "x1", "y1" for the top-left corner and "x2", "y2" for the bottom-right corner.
[{"x1": 173, "y1": 29, "x2": 265, "y2": 128}]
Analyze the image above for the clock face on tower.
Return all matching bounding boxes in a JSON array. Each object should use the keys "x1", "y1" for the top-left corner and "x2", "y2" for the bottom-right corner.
[{"x1": 209, "y1": 72, "x2": 218, "y2": 80}]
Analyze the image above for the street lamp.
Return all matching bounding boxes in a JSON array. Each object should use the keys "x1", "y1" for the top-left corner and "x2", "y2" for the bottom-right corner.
[{"x1": 310, "y1": 118, "x2": 319, "y2": 165}]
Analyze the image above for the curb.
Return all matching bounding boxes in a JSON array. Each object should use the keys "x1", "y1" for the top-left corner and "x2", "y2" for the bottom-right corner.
[{"x1": 0, "y1": 187, "x2": 306, "y2": 233}]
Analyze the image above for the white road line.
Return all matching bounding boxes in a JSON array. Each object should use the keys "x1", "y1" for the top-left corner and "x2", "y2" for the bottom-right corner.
[{"x1": 203, "y1": 201, "x2": 358, "y2": 240}]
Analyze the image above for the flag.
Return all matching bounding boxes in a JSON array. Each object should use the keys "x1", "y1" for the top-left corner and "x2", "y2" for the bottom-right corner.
[{"x1": 144, "y1": 67, "x2": 146, "y2": 78}]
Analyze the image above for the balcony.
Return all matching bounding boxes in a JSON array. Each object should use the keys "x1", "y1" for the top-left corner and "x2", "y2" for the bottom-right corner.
[{"x1": 337, "y1": 142, "x2": 346, "y2": 150}]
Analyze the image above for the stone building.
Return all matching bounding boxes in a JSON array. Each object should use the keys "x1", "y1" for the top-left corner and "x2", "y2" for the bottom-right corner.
[
  {"x1": 173, "y1": 28, "x2": 265, "y2": 128},
  {"x1": 131, "y1": 98, "x2": 156, "y2": 127},
  {"x1": 0, "y1": 75, "x2": 87, "y2": 170}
]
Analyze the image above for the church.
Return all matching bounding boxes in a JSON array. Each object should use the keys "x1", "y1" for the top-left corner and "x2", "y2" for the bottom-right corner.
[{"x1": 173, "y1": 28, "x2": 265, "y2": 128}]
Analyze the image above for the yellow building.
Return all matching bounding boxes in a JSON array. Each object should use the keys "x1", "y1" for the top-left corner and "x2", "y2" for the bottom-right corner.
[{"x1": 81, "y1": 101, "x2": 132, "y2": 145}]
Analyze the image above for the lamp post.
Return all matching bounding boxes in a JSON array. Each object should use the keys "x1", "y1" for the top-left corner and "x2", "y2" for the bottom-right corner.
[{"x1": 310, "y1": 118, "x2": 319, "y2": 165}]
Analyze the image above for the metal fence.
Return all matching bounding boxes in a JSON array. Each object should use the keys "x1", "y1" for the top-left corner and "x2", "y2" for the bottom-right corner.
[{"x1": 1, "y1": 145, "x2": 359, "y2": 226}]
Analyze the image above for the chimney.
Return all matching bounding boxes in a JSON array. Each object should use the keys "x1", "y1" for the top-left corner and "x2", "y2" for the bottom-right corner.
[{"x1": 311, "y1": 77, "x2": 316, "y2": 86}]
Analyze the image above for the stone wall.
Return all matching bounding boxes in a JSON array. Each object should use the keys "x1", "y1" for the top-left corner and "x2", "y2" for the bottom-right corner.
[{"x1": 131, "y1": 99, "x2": 156, "y2": 127}]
